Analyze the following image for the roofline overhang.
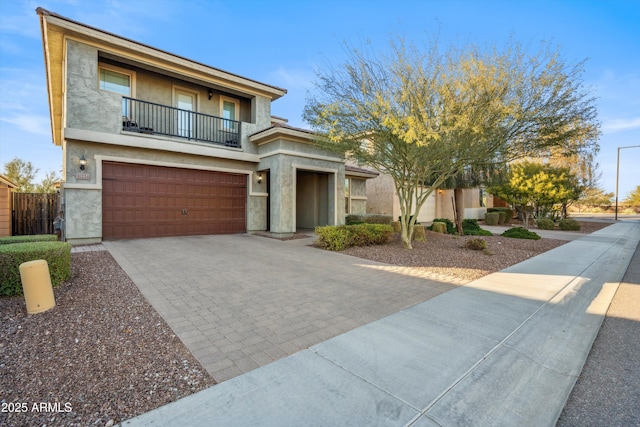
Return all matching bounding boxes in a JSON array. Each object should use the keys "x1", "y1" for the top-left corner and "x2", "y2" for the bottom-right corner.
[
  {"x1": 0, "y1": 175, "x2": 19, "y2": 188},
  {"x1": 36, "y1": 7, "x2": 288, "y2": 146},
  {"x1": 36, "y1": 8, "x2": 287, "y2": 100},
  {"x1": 249, "y1": 126, "x2": 320, "y2": 146}
]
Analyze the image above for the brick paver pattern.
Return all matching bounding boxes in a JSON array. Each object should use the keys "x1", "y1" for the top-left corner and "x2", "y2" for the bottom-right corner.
[{"x1": 104, "y1": 234, "x2": 466, "y2": 382}]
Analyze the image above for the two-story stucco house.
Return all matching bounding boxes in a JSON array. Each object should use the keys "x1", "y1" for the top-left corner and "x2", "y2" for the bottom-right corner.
[{"x1": 37, "y1": 8, "x2": 375, "y2": 244}]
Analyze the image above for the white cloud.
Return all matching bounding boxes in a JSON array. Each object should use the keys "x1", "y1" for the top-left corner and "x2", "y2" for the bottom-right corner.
[
  {"x1": 602, "y1": 117, "x2": 640, "y2": 133},
  {"x1": 0, "y1": 114, "x2": 51, "y2": 136},
  {"x1": 269, "y1": 66, "x2": 315, "y2": 91}
]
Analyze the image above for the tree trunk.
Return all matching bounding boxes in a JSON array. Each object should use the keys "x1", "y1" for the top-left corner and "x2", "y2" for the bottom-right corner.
[
  {"x1": 454, "y1": 188, "x2": 465, "y2": 235},
  {"x1": 400, "y1": 216, "x2": 413, "y2": 249}
]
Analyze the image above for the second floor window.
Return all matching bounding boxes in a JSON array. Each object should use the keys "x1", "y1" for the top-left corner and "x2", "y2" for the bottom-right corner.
[
  {"x1": 220, "y1": 96, "x2": 238, "y2": 130},
  {"x1": 99, "y1": 65, "x2": 134, "y2": 116}
]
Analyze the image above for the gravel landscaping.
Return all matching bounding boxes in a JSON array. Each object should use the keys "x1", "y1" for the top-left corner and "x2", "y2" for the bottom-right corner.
[
  {"x1": 0, "y1": 251, "x2": 215, "y2": 427},
  {"x1": 343, "y1": 221, "x2": 611, "y2": 282},
  {"x1": 0, "y1": 221, "x2": 611, "y2": 426}
]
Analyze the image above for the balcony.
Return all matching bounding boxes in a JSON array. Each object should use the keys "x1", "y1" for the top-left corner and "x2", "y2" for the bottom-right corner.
[{"x1": 122, "y1": 97, "x2": 241, "y2": 148}]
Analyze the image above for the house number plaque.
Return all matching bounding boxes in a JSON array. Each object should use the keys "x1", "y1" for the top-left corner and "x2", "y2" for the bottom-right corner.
[{"x1": 75, "y1": 172, "x2": 91, "y2": 180}]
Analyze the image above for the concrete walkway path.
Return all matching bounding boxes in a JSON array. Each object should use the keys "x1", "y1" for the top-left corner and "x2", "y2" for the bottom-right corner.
[{"x1": 121, "y1": 222, "x2": 640, "y2": 427}]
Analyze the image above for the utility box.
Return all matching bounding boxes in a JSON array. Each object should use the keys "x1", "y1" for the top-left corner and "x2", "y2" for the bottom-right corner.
[{"x1": 19, "y1": 260, "x2": 56, "y2": 314}]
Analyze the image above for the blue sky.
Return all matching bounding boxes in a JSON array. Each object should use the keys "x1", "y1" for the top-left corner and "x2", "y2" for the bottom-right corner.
[{"x1": 1, "y1": 0, "x2": 638, "y2": 198}]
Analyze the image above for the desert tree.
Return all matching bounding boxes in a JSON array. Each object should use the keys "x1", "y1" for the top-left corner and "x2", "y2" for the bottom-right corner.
[{"x1": 304, "y1": 37, "x2": 599, "y2": 248}]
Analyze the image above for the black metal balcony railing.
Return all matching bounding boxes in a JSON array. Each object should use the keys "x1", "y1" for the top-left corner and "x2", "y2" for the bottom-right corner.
[{"x1": 121, "y1": 97, "x2": 241, "y2": 148}]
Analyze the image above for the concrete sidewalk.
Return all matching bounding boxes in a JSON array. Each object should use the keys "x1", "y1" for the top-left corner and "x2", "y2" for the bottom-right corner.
[{"x1": 123, "y1": 222, "x2": 640, "y2": 427}]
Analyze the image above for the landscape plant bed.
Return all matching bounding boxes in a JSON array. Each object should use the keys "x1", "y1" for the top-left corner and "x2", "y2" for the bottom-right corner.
[
  {"x1": 342, "y1": 230, "x2": 569, "y2": 282},
  {"x1": 0, "y1": 251, "x2": 215, "y2": 427}
]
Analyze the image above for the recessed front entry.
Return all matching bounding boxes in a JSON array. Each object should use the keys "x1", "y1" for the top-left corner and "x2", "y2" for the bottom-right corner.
[
  {"x1": 102, "y1": 162, "x2": 246, "y2": 239},
  {"x1": 296, "y1": 170, "x2": 329, "y2": 229}
]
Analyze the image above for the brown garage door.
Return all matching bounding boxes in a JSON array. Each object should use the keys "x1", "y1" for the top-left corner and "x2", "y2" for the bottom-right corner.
[{"x1": 102, "y1": 162, "x2": 246, "y2": 239}]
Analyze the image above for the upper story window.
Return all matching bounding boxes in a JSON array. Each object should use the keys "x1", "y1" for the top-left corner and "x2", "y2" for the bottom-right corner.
[
  {"x1": 220, "y1": 96, "x2": 239, "y2": 130},
  {"x1": 98, "y1": 64, "x2": 135, "y2": 116}
]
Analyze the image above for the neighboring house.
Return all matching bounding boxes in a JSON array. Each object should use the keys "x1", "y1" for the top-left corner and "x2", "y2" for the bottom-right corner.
[
  {"x1": 37, "y1": 8, "x2": 373, "y2": 244},
  {"x1": 365, "y1": 172, "x2": 495, "y2": 222},
  {"x1": 0, "y1": 175, "x2": 18, "y2": 237}
]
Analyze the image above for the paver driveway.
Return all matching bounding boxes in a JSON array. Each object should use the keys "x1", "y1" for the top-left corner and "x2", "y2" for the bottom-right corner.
[{"x1": 104, "y1": 234, "x2": 465, "y2": 382}]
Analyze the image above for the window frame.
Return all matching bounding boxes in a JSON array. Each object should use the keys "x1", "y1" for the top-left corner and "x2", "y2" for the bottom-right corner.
[
  {"x1": 345, "y1": 177, "x2": 351, "y2": 214},
  {"x1": 98, "y1": 63, "x2": 136, "y2": 97},
  {"x1": 220, "y1": 95, "x2": 239, "y2": 129},
  {"x1": 98, "y1": 63, "x2": 136, "y2": 118}
]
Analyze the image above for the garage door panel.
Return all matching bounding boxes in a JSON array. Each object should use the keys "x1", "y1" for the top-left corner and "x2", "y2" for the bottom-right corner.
[{"x1": 102, "y1": 162, "x2": 246, "y2": 239}]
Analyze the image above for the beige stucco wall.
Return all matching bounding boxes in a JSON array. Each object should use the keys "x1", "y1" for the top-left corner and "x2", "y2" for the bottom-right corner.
[
  {"x1": 65, "y1": 39, "x2": 272, "y2": 157},
  {"x1": 366, "y1": 173, "x2": 436, "y2": 222},
  {"x1": 366, "y1": 173, "x2": 494, "y2": 223},
  {"x1": 258, "y1": 138, "x2": 345, "y2": 236}
]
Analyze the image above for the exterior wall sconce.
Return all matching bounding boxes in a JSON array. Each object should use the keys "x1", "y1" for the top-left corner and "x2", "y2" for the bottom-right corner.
[
  {"x1": 208, "y1": 89, "x2": 213, "y2": 100},
  {"x1": 256, "y1": 172, "x2": 263, "y2": 184},
  {"x1": 79, "y1": 155, "x2": 87, "y2": 171}
]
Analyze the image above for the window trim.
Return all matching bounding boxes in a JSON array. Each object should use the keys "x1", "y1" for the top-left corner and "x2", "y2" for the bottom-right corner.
[
  {"x1": 172, "y1": 85, "x2": 200, "y2": 112},
  {"x1": 345, "y1": 177, "x2": 351, "y2": 214},
  {"x1": 220, "y1": 95, "x2": 239, "y2": 123},
  {"x1": 98, "y1": 63, "x2": 136, "y2": 98}
]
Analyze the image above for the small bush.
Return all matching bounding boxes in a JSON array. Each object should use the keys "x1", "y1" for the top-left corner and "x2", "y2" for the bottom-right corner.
[
  {"x1": 0, "y1": 241, "x2": 72, "y2": 297},
  {"x1": 315, "y1": 224, "x2": 393, "y2": 251},
  {"x1": 559, "y1": 218, "x2": 581, "y2": 231},
  {"x1": 390, "y1": 221, "x2": 401, "y2": 233},
  {"x1": 536, "y1": 218, "x2": 555, "y2": 230},
  {"x1": 0, "y1": 234, "x2": 57, "y2": 245},
  {"x1": 497, "y1": 211, "x2": 507, "y2": 224},
  {"x1": 432, "y1": 221, "x2": 447, "y2": 233},
  {"x1": 462, "y1": 219, "x2": 492, "y2": 236},
  {"x1": 462, "y1": 218, "x2": 481, "y2": 231},
  {"x1": 465, "y1": 238, "x2": 488, "y2": 250},
  {"x1": 485, "y1": 212, "x2": 500, "y2": 226},
  {"x1": 488, "y1": 208, "x2": 514, "y2": 223},
  {"x1": 346, "y1": 214, "x2": 392, "y2": 225},
  {"x1": 428, "y1": 218, "x2": 455, "y2": 234},
  {"x1": 501, "y1": 227, "x2": 541, "y2": 240},
  {"x1": 413, "y1": 225, "x2": 426, "y2": 241}
]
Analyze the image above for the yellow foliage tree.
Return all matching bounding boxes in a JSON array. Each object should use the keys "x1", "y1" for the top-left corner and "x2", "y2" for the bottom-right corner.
[{"x1": 304, "y1": 37, "x2": 599, "y2": 249}]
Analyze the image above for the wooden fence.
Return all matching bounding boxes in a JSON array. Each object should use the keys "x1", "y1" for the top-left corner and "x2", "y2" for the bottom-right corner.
[{"x1": 12, "y1": 193, "x2": 60, "y2": 236}]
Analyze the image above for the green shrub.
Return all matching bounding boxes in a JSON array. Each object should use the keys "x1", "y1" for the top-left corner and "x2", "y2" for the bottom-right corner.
[
  {"x1": 462, "y1": 219, "x2": 492, "y2": 236},
  {"x1": 497, "y1": 211, "x2": 507, "y2": 224},
  {"x1": 0, "y1": 241, "x2": 72, "y2": 297},
  {"x1": 488, "y1": 208, "x2": 514, "y2": 223},
  {"x1": 501, "y1": 227, "x2": 541, "y2": 240},
  {"x1": 428, "y1": 218, "x2": 455, "y2": 234},
  {"x1": 390, "y1": 221, "x2": 401, "y2": 233},
  {"x1": 536, "y1": 218, "x2": 555, "y2": 230},
  {"x1": 485, "y1": 212, "x2": 500, "y2": 226},
  {"x1": 346, "y1": 214, "x2": 392, "y2": 225},
  {"x1": 465, "y1": 238, "x2": 488, "y2": 250},
  {"x1": 559, "y1": 218, "x2": 581, "y2": 231},
  {"x1": 315, "y1": 224, "x2": 393, "y2": 251},
  {"x1": 0, "y1": 235, "x2": 57, "y2": 245},
  {"x1": 432, "y1": 221, "x2": 447, "y2": 233},
  {"x1": 363, "y1": 214, "x2": 393, "y2": 225},
  {"x1": 413, "y1": 225, "x2": 426, "y2": 241}
]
